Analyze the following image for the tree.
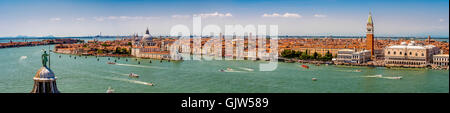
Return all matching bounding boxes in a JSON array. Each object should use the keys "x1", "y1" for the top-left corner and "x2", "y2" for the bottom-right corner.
[
  {"x1": 313, "y1": 52, "x2": 319, "y2": 59},
  {"x1": 122, "y1": 48, "x2": 129, "y2": 54},
  {"x1": 299, "y1": 52, "x2": 309, "y2": 60},
  {"x1": 97, "y1": 49, "x2": 103, "y2": 54},
  {"x1": 115, "y1": 47, "x2": 121, "y2": 54}
]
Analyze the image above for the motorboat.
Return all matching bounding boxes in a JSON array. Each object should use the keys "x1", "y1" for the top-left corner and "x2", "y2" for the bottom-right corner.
[
  {"x1": 301, "y1": 65, "x2": 309, "y2": 69},
  {"x1": 227, "y1": 68, "x2": 233, "y2": 71},
  {"x1": 106, "y1": 87, "x2": 114, "y2": 93},
  {"x1": 312, "y1": 78, "x2": 317, "y2": 81},
  {"x1": 129, "y1": 73, "x2": 139, "y2": 78},
  {"x1": 107, "y1": 62, "x2": 116, "y2": 64},
  {"x1": 355, "y1": 70, "x2": 362, "y2": 72}
]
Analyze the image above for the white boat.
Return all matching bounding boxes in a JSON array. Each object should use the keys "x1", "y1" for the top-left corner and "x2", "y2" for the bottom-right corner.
[
  {"x1": 106, "y1": 87, "x2": 114, "y2": 93},
  {"x1": 227, "y1": 68, "x2": 233, "y2": 71},
  {"x1": 312, "y1": 78, "x2": 317, "y2": 81},
  {"x1": 129, "y1": 73, "x2": 139, "y2": 78}
]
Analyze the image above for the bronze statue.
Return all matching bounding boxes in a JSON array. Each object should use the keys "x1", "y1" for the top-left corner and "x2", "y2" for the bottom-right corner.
[{"x1": 42, "y1": 50, "x2": 49, "y2": 67}]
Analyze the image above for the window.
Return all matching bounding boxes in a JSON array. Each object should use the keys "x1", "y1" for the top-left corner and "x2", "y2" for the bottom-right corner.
[
  {"x1": 415, "y1": 53, "x2": 418, "y2": 56},
  {"x1": 394, "y1": 51, "x2": 396, "y2": 55},
  {"x1": 388, "y1": 51, "x2": 390, "y2": 54},
  {"x1": 421, "y1": 53, "x2": 424, "y2": 56},
  {"x1": 409, "y1": 52, "x2": 412, "y2": 55}
]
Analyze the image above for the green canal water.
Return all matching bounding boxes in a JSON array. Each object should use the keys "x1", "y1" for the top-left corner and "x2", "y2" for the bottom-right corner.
[{"x1": 0, "y1": 45, "x2": 448, "y2": 93}]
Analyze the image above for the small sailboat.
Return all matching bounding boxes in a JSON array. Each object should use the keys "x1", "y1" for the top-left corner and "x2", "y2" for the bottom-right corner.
[
  {"x1": 106, "y1": 87, "x2": 114, "y2": 93},
  {"x1": 129, "y1": 73, "x2": 139, "y2": 78}
]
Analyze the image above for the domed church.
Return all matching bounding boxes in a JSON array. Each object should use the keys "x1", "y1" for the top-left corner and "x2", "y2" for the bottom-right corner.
[{"x1": 140, "y1": 27, "x2": 156, "y2": 46}]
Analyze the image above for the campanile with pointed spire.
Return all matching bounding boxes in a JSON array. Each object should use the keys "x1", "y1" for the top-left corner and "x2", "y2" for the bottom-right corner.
[{"x1": 366, "y1": 12, "x2": 375, "y2": 58}]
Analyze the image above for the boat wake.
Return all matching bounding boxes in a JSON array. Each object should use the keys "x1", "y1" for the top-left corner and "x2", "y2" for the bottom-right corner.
[
  {"x1": 109, "y1": 77, "x2": 154, "y2": 86},
  {"x1": 238, "y1": 67, "x2": 254, "y2": 72},
  {"x1": 219, "y1": 68, "x2": 245, "y2": 73},
  {"x1": 337, "y1": 70, "x2": 362, "y2": 73},
  {"x1": 100, "y1": 75, "x2": 153, "y2": 86},
  {"x1": 362, "y1": 75, "x2": 402, "y2": 80},
  {"x1": 19, "y1": 56, "x2": 27, "y2": 60},
  {"x1": 114, "y1": 63, "x2": 165, "y2": 69},
  {"x1": 109, "y1": 72, "x2": 130, "y2": 76}
]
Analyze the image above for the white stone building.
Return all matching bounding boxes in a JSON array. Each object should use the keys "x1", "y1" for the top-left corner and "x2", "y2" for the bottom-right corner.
[
  {"x1": 433, "y1": 54, "x2": 449, "y2": 67},
  {"x1": 384, "y1": 41, "x2": 440, "y2": 66},
  {"x1": 336, "y1": 49, "x2": 371, "y2": 64}
]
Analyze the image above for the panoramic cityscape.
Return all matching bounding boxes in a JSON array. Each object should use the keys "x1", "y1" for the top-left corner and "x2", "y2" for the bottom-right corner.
[{"x1": 0, "y1": 0, "x2": 448, "y2": 93}]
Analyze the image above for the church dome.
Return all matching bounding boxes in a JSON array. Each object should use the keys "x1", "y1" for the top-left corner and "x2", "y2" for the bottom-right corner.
[
  {"x1": 142, "y1": 34, "x2": 151, "y2": 40},
  {"x1": 34, "y1": 66, "x2": 56, "y2": 80},
  {"x1": 142, "y1": 27, "x2": 152, "y2": 40}
]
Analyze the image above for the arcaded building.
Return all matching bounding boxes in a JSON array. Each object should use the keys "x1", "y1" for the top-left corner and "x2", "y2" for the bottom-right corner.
[
  {"x1": 336, "y1": 49, "x2": 371, "y2": 64},
  {"x1": 433, "y1": 54, "x2": 449, "y2": 67},
  {"x1": 384, "y1": 41, "x2": 440, "y2": 66}
]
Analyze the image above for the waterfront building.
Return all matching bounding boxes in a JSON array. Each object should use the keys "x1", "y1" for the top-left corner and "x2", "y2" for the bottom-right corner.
[
  {"x1": 336, "y1": 49, "x2": 371, "y2": 63},
  {"x1": 384, "y1": 41, "x2": 440, "y2": 67},
  {"x1": 366, "y1": 12, "x2": 375, "y2": 58},
  {"x1": 433, "y1": 54, "x2": 449, "y2": 67},
  {"x1": 131, "y1": 28, "x2": 174, "y2": 60},
  {"x1": 31, "y1": 50, "x2": 59, "y2": 93}
]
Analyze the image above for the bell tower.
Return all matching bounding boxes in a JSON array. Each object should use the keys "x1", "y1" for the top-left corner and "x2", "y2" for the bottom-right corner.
[{"x1": 366, "y1": 12, "x2": 374, "y2": 58}]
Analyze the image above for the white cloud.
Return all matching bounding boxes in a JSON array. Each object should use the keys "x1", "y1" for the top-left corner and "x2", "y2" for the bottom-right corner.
[
  {"x1": 194, "y1": 12, "x2": 232, "y2": 18},
  {"x1": 439, "y1": 18, "x2": 445, "y2": 22},
  {"x1": 314, "y1": 14, "x2": 327, "y2": 18},
  {"x1": 93, "y1": 17, "x2": 105, "y2": 21},
  {"x1": 262, "y1": 13, "x2": 302, "y2": 18},
  {"x1": 93, "y1": 16, "x2": 157, "y2": 21},
  {"x1": 171, "y1": 15, "x2": 191, "y2": 19},
  {"x1": 50, "y1": 18, "x2": 61, "y2": 22},
  {"x1": 75, "y1": 18, "x2": 85, "y2": 21}
]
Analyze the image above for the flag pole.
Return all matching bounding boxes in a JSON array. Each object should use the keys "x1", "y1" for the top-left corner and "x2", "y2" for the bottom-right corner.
[{"x1": 49, "y1": 45, "x2": 51, "y2": 69}]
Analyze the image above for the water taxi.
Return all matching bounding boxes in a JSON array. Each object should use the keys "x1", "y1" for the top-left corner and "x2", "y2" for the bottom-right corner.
[
  {"x1": 106, "y1": 87, "x2": 114, "y2": 93},
  {"x1": 129, "y1": 73, "x2": 139, "y2": 78}
]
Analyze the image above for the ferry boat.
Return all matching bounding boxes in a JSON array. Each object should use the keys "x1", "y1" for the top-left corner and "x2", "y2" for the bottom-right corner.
[{"x1": 129, "y1": 73, "x2": 139, "y2": 78}]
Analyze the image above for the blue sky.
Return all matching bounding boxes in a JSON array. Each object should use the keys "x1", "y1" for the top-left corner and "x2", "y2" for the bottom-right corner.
[{"x1": 0, "y1": 0, "x2": 448, "y2": 37}]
